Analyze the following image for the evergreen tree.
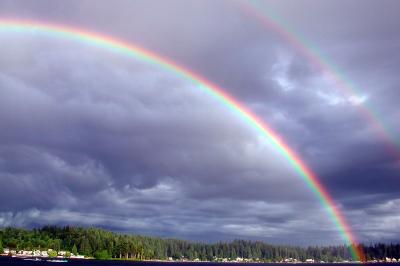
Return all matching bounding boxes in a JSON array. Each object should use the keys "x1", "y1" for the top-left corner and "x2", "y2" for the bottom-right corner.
[{"x1": 72, "y1": 244, "x2": 78, "y2": 255}]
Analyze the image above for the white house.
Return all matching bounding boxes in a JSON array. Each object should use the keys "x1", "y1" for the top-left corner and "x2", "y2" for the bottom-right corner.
[{"x1": 58, "y1": 251, "x2": 67, "y2": 256}]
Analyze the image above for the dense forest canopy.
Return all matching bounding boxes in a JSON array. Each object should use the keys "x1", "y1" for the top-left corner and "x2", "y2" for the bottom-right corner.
[{"x1": 0, "y1": 226, "x2": 399, "y2": 261}]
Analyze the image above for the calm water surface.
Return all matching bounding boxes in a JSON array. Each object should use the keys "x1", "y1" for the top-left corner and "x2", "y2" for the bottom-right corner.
[{"x1": 0, "y1": 257, "x2": 397, "y2": 266}]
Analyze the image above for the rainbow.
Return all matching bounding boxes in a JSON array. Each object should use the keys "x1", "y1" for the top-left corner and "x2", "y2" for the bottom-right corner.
[
  {"x1": 238, "y1": 0, "x2": 400, "y2": 160},
  {"x1": 0, "y1": 19, "x2": 364, "y2": 261}
]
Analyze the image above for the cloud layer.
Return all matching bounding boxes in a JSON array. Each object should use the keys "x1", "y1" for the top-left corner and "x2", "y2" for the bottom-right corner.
[{"x1": 0, "y1": 0, "x2": 399, "y2": 245}]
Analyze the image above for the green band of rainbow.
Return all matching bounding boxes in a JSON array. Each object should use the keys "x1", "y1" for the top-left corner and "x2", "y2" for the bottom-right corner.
[
  {"x1": 240, "y1": 0, "x2": 400, "y2": 160},
  {"x1": 0, "y1": 19, "x2": 364, "y2": 261}
]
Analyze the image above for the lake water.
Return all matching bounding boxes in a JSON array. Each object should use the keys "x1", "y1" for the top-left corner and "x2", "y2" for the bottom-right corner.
[{"x1": 0, "y1": 257, "x2": 396, "y2": 266}]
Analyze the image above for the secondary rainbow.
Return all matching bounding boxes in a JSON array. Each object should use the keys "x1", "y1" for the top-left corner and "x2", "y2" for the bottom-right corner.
[
  {"x1": 0, "y1": 19, "x2": 364, "y2": 261},
  {"x1": 239, "y1": 0, "x2": 400, "y2": 160}
]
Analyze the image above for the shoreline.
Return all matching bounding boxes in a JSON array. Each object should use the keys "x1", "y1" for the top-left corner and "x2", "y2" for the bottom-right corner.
[{"x1": 2, "y1": 254, "x2": 387, "y2": 264}]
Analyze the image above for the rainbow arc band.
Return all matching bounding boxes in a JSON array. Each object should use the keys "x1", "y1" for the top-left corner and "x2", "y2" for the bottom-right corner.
[{"x1": 0, "y1": 19, "x2": 364, "y2": 261}]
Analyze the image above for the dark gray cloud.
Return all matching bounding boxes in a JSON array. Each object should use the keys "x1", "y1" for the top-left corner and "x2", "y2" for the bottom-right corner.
[{"x1": 0, "y1": 0, "x2": 399, "y2": 245}]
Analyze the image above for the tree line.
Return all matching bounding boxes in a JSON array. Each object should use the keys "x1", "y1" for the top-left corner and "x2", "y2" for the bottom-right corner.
[{"x1": 0, "y1": 226, "x2": 399, "y2": 261}]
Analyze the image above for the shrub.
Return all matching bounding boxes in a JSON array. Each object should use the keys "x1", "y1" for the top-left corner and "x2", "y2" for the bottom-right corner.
[{"x1": 94, "y1": 250, "x2": 111, "y2": 260}]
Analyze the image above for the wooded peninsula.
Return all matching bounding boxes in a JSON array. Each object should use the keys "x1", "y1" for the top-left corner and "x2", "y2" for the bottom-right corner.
[{"x1": 0, "y1": 226, "x2": 399, "y2": 262}]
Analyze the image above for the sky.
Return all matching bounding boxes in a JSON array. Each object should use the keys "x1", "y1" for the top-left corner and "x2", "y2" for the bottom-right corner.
[{"x1": 0, "y1": 0, "x2": 399, "y2": 245}]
